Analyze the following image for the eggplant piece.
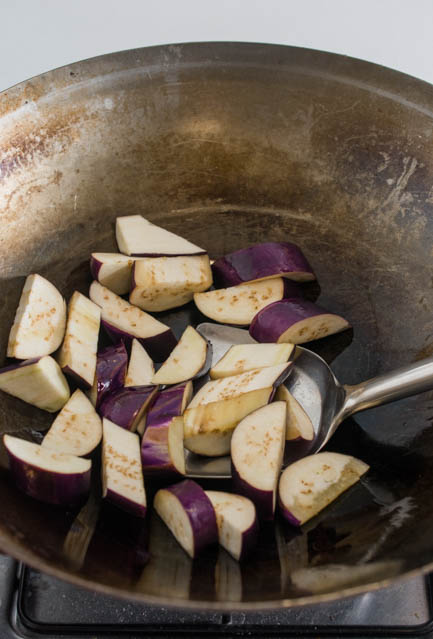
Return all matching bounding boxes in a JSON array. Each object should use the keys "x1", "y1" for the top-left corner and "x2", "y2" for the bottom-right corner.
[
  {"x1": 250, "y1": 299, "x2": 350, "y2": 344},
  {"x1": 212, "y1": 242, "x2": 315, "y2": 287},
  {"x1": 193, "y1": 278, "x2": 288, "y2": 325},
  {"x1": 41, "y1": 389, "x2": 102, "y2": 457},
  {"x1": 183, "y1": 363, "x2": 291, "y2": 456},
  {"x1": 100, "y1": 385, "x2": 158, "y2": 433},
  {"x1": 231, "y1": 402, "x2": 286, "y2": 521},
  {"x1": 205, "y1": 491, "x2": 258, "y2": 561},
  {"x1": 154, "y1": 479, "x2": 218, "y2": 558},
  {"x1": 0, "y1": 356, "x2": 70, "y2": 412},
  {"x1": 88, "y1": 342, "x2": 128, "y2": 409},
  {"x1": 102, "y1": 418, "x2": 147, "y2": 517},
  {"x1": 90, "y1": 252, "x2": 134, "y2": 295},
  {"x1": 125, "y1": 339, "x2": 155, "y2": 387},
  {"x1": 278, "y1": 452, "x2": 369, "y2": 527},
  {"x1": 152, "y1": 326, "x2": 211, "y2": 385},
  {"x1": 183, "y1": 431, "x2": 233, "y2": 457},
  {"x1": 275, "y1": 385, "x2": 314, "y2": 441},
  {"x1": 7, "y1": 274, "x2": 66, "y2": 359},
  {"x1": 58, "y1": 291, "x2": 101, "y2": 389},
  {"x1": 116, "y1": 215, "x2": 205, "y2": 257},
  {"x1": 4, "y1": 434, "x2": 91, "y2": 506},
  {"x1": 141, "y1": 382, "x2": 192, "y2": 473},
  {"x1": 130, "y1": 255, "x2": 212, "y2": 312},
  {"x1": 141, "y1": 415, "x2": 185, "y2": 476},
  {"x1": 89, "y1": 281, "x2": 177, "y2": 361},
  {"x1": 210, "y1": 343, "x2": 295, "y2": 379}
]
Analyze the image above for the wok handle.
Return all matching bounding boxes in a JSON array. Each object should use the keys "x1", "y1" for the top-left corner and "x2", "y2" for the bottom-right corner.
[{"x1": 342, "y1": 356, "x2": 433, "y2": 417}]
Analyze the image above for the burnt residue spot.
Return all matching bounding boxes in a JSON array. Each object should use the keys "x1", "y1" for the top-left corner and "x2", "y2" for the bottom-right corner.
[{"x1": 0, "y1": 110, "x2": 87, "y2": 182}]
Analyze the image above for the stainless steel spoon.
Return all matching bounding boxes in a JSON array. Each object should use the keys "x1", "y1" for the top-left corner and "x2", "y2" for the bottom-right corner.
[{"x1": 185, "y1": 323, "x2": 433, "y2": 479}]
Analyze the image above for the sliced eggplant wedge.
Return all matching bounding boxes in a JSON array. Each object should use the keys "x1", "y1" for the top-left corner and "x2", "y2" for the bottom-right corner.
[
  {"x1": 4, "y1": 434, "x2": 91, "y2": 506},
  {"x1": 90, "y1": 252, "x2": 134, "y2": 295},
  {"x1": 183, "y1": 363, "x2": 291, "y2": 456},
  {"x1": 125, "y1": 339, "x2": 155, "y2": 387},
  {"x1": 0, "y1": 356, "x2": 70, "y2": 412},
  {"x1": 205, "y1": 491, "x2": 258, "y2": 561},
  {"x1": 88, "y1": 342, "x2": 128, "y2": 409},
  {"x1": 278, "y1": 452, "x2": 369, "y2": 526},
  {"x1": 141, "y1": 382, "x2": 192, "y2": 473},
  {"x1": 7, "y1": 274, "x2": 66, "y2": 359},
  {"x1": 102, "y1": 418, "x2": 147, "y2": 517},
  {"x1": 231, "y1": 402, "x2": 286, "y2": 520},
  {"x1": 152, "y1": 326, "x2": 211, "y2": 385},
  {"x1": 116, "y1": 215, "x2": 205, "y2": 257},
  {"x1": 99, "y1": 385, "x2": 158, "y2": 432},
  {"x1": 210, "y1": 343, "x2": 295, "y2": 379},
  {"x1": 154, "y1": 479, "x2": 218, "y2": 558},
  {"x1": 89, "y1": 281, "x2": 177, "y2": 361},
  {"x1": 211, "y1": 242, "x2": 315, "y2": 287},
  {"x1": 58, "y1": 291, "x2": 101, "y2": 389},
  {"x1": 194, "y1": 278, "x2": 287, "y2": 325},
  {"x1": 250, "y1": 299, "x2": 350, "y2": 344},
  {"x1": 130, "y1": 255, "x2": 212, "y2": 312},
  {"x1": 42, "y1": 389, "x2": 102, "y2": 457}
]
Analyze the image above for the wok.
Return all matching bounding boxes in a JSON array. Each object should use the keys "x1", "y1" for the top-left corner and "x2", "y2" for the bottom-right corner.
[{"x1": 1, "y1": 42, "x2": 433, "y2": 609}]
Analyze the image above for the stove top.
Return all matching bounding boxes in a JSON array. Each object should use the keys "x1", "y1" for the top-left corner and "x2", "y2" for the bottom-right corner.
[{"x1": 1, "y1": 554, "x2": 432, "y2": 638}]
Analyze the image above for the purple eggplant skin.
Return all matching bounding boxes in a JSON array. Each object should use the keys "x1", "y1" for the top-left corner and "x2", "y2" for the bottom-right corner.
[
  {"x1": 164, "y1": 480, "x2": 218, "y2": 555},
  {"x1": 101, "y1": 319, "x2": 177, "y2": 363},
  {"x1": 105, "y1": 487, "x2": 147, "y2": 518},
  {"x1": 62, "y1": 364, "x2": 92, "y2": 390},
  {"x1": 278, "y1": 498, "x2": 302, "y2": 527},
  {"x1": 282, "y1": 280, "x2": 303, "y2": 299},
  {"x1": 268, "y1": 363, "x2": 293, "y2": 402},
  {"x1": 89, "y1": 256, "x2": 102, "y2": 281},
  {"x1": 141, "y1": 418, "x2": 177, "y2": 476},
  {"x1": 211, "y1": 242, "x2": 315, "y2": 288},
  {"x1": 141, "y1": 383, "x2": 190, "y2": 476},
  {"x1": 6, "y1": 450, "x2": 91, "y2": 507},
  {"x1": 100, "y1": 385, "x2": 158, "y2": 431},
  {"x1": 231, "y1": 464, "x2": 275, "y2": 522},
  {"x1": 146, "y1": 383, "x2": 190, "y2": 426},
  {"x1": 0, "y1": 357, "x2": 40, "y2": 374},
  {"x1": 94, "y1": 342, "x2": 128, "y2": 409}
]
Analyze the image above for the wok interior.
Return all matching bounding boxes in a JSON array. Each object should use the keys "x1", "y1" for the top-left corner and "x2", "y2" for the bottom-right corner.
[{"x1": 1, "y1": 43, "x2": 433, "y2": 607}]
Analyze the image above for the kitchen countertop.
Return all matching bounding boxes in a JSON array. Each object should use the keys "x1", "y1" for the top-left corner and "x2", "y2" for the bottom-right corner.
[{"x1": 1, "y1": 0, "x2": 433, "y2": 92}]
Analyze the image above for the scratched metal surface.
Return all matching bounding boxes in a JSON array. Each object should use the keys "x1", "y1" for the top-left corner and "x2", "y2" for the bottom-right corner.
[{"x1": 1, "y1": 43, "x2": 433, "y2": 609}]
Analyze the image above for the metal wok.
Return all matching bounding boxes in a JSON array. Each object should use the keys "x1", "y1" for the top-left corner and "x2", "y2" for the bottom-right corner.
[{"x1": 1, "y1": 42, "x2": 433, "y2": 609}]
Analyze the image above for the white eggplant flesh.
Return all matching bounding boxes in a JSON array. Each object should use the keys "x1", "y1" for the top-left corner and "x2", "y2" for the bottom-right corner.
[
  {"x1": 0, "y1": 356, "x2": 70, "y2": 412},
  {"x1": 194, "y1": 278, "x2": 286, "y2": 325},
  {"x1": 125, "y1": 339, "x2": 155, "y2": 387},
  {"x1": 90, "y1": 252, "x2": 134, "y2": 295},
  {"x1": 275, "y1": 385, "x2": 314, "y2": 441},
  {"x1": 115, "y1": 215, "x2": 205, "y2": 256},
  {"x1": 42, "y1": 389, "x2": 102, "y2": 457},
  {"x1": 152, "y1": 326, "x2": 210, "y2": 385},
  {"x1": 205, "y1": 491, "x2": 258, "y2": 561},
  {"x1": 4, "y1": 435, "x2": 91, "y2": 506},
  {"x1": 184, "y1": 430, "x2": 233, "y2": 457},
  {"x1": 58, "y1": 291, "x2": 101, "y2": 389},
  {"x1": 7, "y1": 274, "x2": 66, "y2": 359},
  {"x1": 210, "y1": 343, "x2": 295, "y2": 379},
  {"x1": 102, "y1": 418, "x2": 147, "y2": 517},
  {"x1": 278, "y1": 452, "x2": 369, "y2": 526},
  {"x1": 130, "y1": 255, "x2": 212, "y2": 312},
  {"x1": 231, "y1": 402, "x2": 286, "y2": 520}
]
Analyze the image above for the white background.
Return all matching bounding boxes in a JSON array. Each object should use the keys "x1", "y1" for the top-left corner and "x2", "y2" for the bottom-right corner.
[{"x1": 1, "y1": 0, "x2": 433, "y2": 92}]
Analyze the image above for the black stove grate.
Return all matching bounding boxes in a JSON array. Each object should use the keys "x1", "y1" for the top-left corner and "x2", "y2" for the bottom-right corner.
[{"x1": 7, "y1": 561, "x2": 433, "y2": 638}]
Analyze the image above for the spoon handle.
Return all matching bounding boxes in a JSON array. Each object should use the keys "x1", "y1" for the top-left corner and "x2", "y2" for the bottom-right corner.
[{"x1": 342, "y1": 355, "x2": 433, "y2": 417}]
